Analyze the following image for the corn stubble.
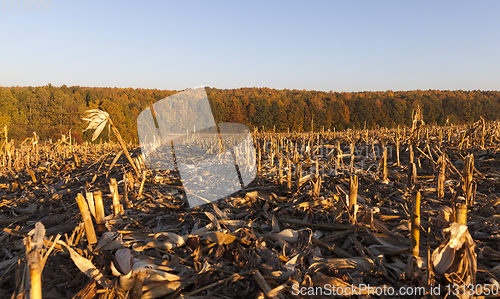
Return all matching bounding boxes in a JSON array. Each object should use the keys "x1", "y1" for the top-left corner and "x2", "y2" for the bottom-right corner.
[{"x1": 0, "y1": 115, "x2": 500, "y2": 298}]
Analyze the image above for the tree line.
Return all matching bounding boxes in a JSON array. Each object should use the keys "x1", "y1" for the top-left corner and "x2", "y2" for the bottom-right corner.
[{"x1": 1, "y1": 85, "x2": 499, "y2": 143}]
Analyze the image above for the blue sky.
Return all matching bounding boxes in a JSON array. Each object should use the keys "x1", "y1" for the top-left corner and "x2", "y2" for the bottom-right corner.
[{"x1": 0, "y1": 0, "x2": 499, "y2": 92}]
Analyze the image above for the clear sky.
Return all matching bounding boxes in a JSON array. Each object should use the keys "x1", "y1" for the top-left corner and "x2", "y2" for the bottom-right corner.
[{"x1": 1, "y1": 0, "x2": 499, "y2": 92}]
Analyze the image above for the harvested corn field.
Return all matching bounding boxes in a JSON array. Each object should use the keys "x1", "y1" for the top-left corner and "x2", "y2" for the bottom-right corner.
[{"x1": 1, "y1": 117, "x2": 500, "y2": 298}]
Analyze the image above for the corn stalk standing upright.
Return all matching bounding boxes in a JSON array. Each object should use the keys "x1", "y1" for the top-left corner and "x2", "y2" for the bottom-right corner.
[
  {"x1": 411, "y1": 190, "x2": 421, "y2": 257},
  {"x1": 462, "y1": 154, "x2": 474, "y2": 206},
  {"x1": 82, "y1": 109, "x2": 139, "y2": 177}
]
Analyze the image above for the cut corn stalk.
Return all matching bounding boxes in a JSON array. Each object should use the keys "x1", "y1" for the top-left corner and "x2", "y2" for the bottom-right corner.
[
  {"x1": 349, "y1": 175, "x2": 358, "y2": 224},
  {"x1": 411, "y1": 190, "x2": 421, "y2": 258}
]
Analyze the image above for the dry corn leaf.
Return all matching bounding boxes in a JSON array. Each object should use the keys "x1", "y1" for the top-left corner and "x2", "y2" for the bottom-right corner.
[
  {"x1": 58, "y1": 240, "x2": 112, "y2": 288},
  {"x1": 204, "y1": 211, "x2": 221, "y2": 230},
  {"x1": 432, "y1": 223, "x2": 474, "y2": 275},
  {"x1": 212, "y1": 203, "x2": 228, "y2": 219},
  {"x1": 267, "y1": 283, "x2": 287, "y2": 298},
  {"x1": 144, "y1": 269, "x2": 180, "y2": 283},
  {"x1": 269, "y1": 270, "x2": 293, "y2": 280},
  {"x1": 115, "y1": 248, "x2": 134, "y2": 274},
  {"x1": 204, "y1": 231, "x2": 236, "y2": 245},
  {"x1": 153, "y1": 232, "x2": 186, "y2": 250},
  {"x1": 271, "y1": 215, "x2": 280, "y2": 233},
  {"x1": 284, "y1": 254, "x2": 300, "y2": 272},
  {"x1": 141, "y1": 281, "x2": 181, "y2": 299},
  {"x1": 269, "y1": 229, "x2": 298, "y2": 243}
]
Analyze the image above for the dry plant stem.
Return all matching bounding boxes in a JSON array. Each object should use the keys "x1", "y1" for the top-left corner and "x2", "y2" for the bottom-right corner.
[
  {"x1": 286, "y1": 159, "x2": 292, "y2": 189},
  {"x1": 187, "y1": 269, "x2": 256, "y2": 296},
  {"x1": 257, "y1": 150, "x2": 261, "y2": 176},
  {"x1": 463, "y1": 154, "x2": 474, "y2": 206},
  {"x1": 278, "y1": 156, "x2": 283, "y2": 184},
  {"x1": 382, "y1": 145, "x2": 388, "y2": 181},
  {"x1": 411, "y1": 190, "x2": 421, "y2": 258},
  {"x1": 109, "y1": 178, "x2": 123, "y2": 216},
  {"x1": 138, "y1": 170, "x2": 146, "y2": 197},
  {"x1": 350, "y1": 143, "x2": 355, "y2": 173},
  {"x1": 123, "y1": 173, "x2": 130, "y2": 208},
  {"x1": 409, "y1": 144, "x2": 414, "y2": 164},
  {"x1": 396, "y1": 139, "x2": 400, "y2": 166},
  {"x1": 349, "y1": 175, "x2": 358, "y2": 224},
  {"x1": 93, "y1": 191, "x2": 106, "y2": 234},
  {"x1": 29, "y1": 263, "x2": 42, "y2": 299},
  {"x1": 456, "y1": 203, "x2": 467, "y2": 225},
  {"x1": 76, "y1": 193, "x2": 97, "y2": 245},
  {"x1": 437, "y1": 155, "x2": 446, "y2": 198},
  {"x1": 336, "y1": 140, "x2": 342, "y2": 168},
  {"x1": 408, "y1": 163, "x2": 417, "y2": 189},
  {"x1": 253, "y1": 270, "x2": 277, "y2": 299},
  {"x1": 74, "y1": 151, "x2": 81, "y2": 167},
  {"x1": 109, "y1": 120, "x2": 139, "y2": 177},
  {"x1": 27, "y1": 236, "x2": 42, "y2": 299},
  {"x1": 296, "y1": 162, "x2": 302, "y2": 192}
]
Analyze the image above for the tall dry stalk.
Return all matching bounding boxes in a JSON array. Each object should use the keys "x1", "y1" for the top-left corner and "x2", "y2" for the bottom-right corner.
[
  {"x1": 279, "y1": 156, "x2": 283, "y2": 185},
  {"x1": 349, "y1": 143, "x2": 354, "y2": 173},
  {"x1": 411, "y1": 105, "x2": 424, "y2": 143},
  {"x1": 109, "y1": 178, "x2": 124, "y2": 216},
  {"x1": 437, "y1": 155, "x2": 446, "y2": 198},
  {"x1": 76, "y1": 193, "x2": 97, "y2": 245},
  {"x1": 395, "y1": 138, "x2": 400, "y2": 166},
  {"x1": 82, "y1": 109, "x2": 139, "y2": 177},
  {"x1": 286, "y1": 158, "x2": 292, "y2": 189},
  {"x1": 123, "y1": 172, "x2": 130, "y2": 208},
  {"x1": 411, "y1": 190, "x2": 421, "y2": 257},
  {"x1": 296, "y1": 162, "x2": 302, "y2": 191},
  {"x1": 408, "y1": 162, "x2": 417, "y2": 189},
  {"x1": 349, "y1": 175, "x2": 358, "y2": 224},
  {"x1": 462, "y1": 154, "x2": 474, "y2": 206},
  {"x1": 381, "y1": 144, "x2": 388, "y2": 182}
]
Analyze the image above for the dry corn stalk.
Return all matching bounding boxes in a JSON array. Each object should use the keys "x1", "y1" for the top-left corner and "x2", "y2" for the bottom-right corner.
[
  {"x1": 395, "y1": 138, "x2": 400, "y2": 166},
  {"x1": 82, "y1": 109, "x2": 139, "y2": 177},
  {"x1": 25, "y1": 222, "x2": 60, "y2": 299},
  {"x1": 408, "y1": 162, "x2": 417, "y2": 189},
  {"x1": 411, "y1": 105, "x2": 424, "y2": 143},
  {"x1": 93, "y1": 191, "x2": 106, "y2": 234},
  {"x1": 278, "y1": 156, "x2": 283, "y2": 184},
  {"x1": 109, "y1": 178, "x2": 124, "y2": 216},
  {"x1": 462, "y1": 154, "x2": 474, "y2": 206},
  {"x1": 85, "y1": 192, "x2": 96, "y2": 219},
  {"x1": 349, "y1": 143, "x2": 354, "y2": 173},
  {"x1": 296, "y1": 162, "x2": 302, "y2": 191},
  {"x1": 381, "y1": 144, "x2": 388, "y2": 183},
  {"x1": 312, "y1": 174, "x2": 321, "y2": 198},
  {"x1": 456, "y1": 199, "x2": 467, "y2": 225},
  {"x1": 286, "y1": 158, "x2": 292, "y2": 189},
  {"x1": 123, "y1": 172, "x2": 130, "y2": 208},
  {"x1": 409, "y1": 143, "x2": 414, "y2": 164},
  {"x1": 437, "y1": 154, "x2": 446, "y2": 198},
  {"x1": 76, "y1": 193, "x2": 97, "y2": 245},
  {"x1": 349, "y1": 175, "x2": 358, "y2": 224},
  {"x1": 411, "y1": 190, "x2": 421, "y2": 257}
]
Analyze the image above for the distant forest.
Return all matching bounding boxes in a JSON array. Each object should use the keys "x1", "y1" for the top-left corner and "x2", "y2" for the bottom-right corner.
[{"x1": 1, "y1": 85, "x2": 499, "y2": 143}]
